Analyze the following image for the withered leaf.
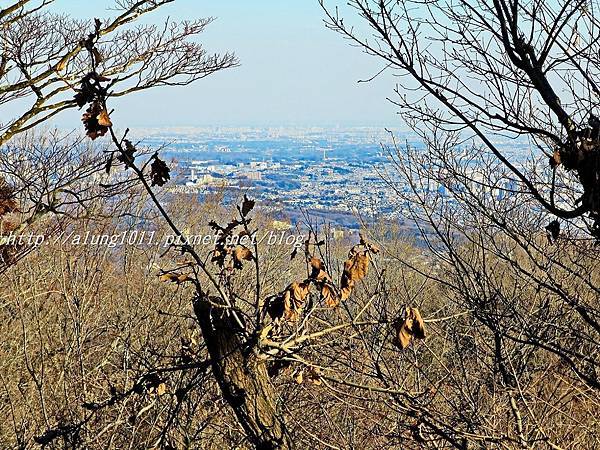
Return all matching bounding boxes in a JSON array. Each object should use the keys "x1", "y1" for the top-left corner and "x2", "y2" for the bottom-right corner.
[
  {"x1": 92, "y1": 48, "x2": 103, "y2": 65},
  {"x1": 150, "y1": 156, "x2": 170, "y2": 187},
  {"x1": 241, "y1": 194, "x2": 255, "y2": 217},
  {"x1": 269, "y1": 281, "x2": 310, "y2": 322},
  {"x1": 155, "y1": 383, "x2": 167, "y2": 396},
  {"x1": 546, "y1": 219, "x2": 560, "y2": 243},
  {"x1": 211, "y1": 248, "x2": 226, "y2": 268},
  {"x1": 550, "y1": 149, "x2": 561, "y2": 168},
  {"x1": 74, "y1": 77, "x2": 96, "y2": 107},
  {"x1": 289, "y1": 282, "x2": 309, "y2": 306},
  {"x1": 309, "y1": 257, "x2": 338, "y2": 307},
  {"x1": 360, "y1": 233, "x2": 380, "y2": 253},
  {"x1": 159, "y1": 273, "x2": 179, "y2": 283},
  {"x1": 97, "y1": 109, "x2": 112, "y2": 127},
  {"x1": 348, "y1": 252, "x2": 369, "y2": 280},
  {"x1": 232, "y1": 245, "x2": 253, "y2": 269},
  {"x1": 340, "y1": 251, "x2": 369, "y2": 300},
  {"x1": 117, "y1": 139, "x2": 136, "y2": 167},
  {"x1": 160, "y1": 273, "x2": 193, "y2": 284},
  {"x1": 322, "y1": 283, "x2": 338, "y2": 307},
  {"x1": 74, "y1": 72, "x2": 109, "y2": 109},
  {"x1": 393, "y1": 307, "x2": 426, "y2": 349},
  {"x1": 105, "y1": 153, "x2": 114, "y2": 175},
  {"x1": 177, "y1": 274, "x2": 194, "y2": 283},
  {"x1": 309, "y1": 257, "x2": 325, "y2": 277},
  {"x1": 82, "y1": 101, "x2": 109, "y2": 140},
  {"x1": 221, "y1": 219, "x2": 243, "y2": 236},
  {"x1": 340, "y1": 283, "x2": 354, "y2": 301}
]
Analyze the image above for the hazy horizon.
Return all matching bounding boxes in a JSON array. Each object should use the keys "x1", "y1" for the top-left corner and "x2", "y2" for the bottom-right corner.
[{"x1": 47, "y1": 0, "x2": 401, "y2": 130}]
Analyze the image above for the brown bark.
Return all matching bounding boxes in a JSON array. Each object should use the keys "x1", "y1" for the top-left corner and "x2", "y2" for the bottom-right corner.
[{"x1": 193, "y1": 296, "x2": 291, "y2": 450}]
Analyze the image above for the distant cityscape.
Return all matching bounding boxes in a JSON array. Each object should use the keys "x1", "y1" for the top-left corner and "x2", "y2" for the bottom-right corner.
[{"x1": 132, "y1": 127, "x2": 531, "y2": 230}]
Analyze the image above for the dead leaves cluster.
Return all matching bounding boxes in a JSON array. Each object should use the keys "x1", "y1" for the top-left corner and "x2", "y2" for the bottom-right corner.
[
  {"x1": 74, "y1": 71, "x2": 110, "y2": 109},
  {"x1": 210, "y1": 195, "x2": 256, "y2": 271},
  {"x1": 74, "y1": 20, "x2": 174, "y2": 192},
  {"x1": 267, "y1": 281, "x2": 311, "y2": 322},
  {"x1": 341, "y1": 234, "x2": 379, "y2": 300},
  {"x1": 268, "y1": 234, "x2": 379, "y2": 323},
  {"x1": 81, "y1": 99, "x2": 111, "y2": 140},
  {"x1": 341, "y1": 249, "x2": 370, "y2": 301},
  {"x1": 74, "y1": 21, "x2": 113, "y2": 141},
  {"x1": 549, "y1": 113, "x2": 600, "y2": 239},
  {"x1": 309, "y1": 256, "x2": 337, "y2": 307}
]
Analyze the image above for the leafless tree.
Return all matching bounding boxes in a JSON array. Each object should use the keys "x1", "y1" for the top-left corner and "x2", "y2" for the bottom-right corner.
[
  {"x1": 319, "y1": 0, "x2": 600, "y2": 447},
  {"x1": 320, "y1": 0, "x2": 600, "y2": 237},
  {"x1": 0, "y1": 0, "x2": 237, "y2": 268}
]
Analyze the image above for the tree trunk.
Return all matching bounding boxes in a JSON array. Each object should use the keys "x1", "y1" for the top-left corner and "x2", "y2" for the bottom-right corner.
[{"x1": 193, "y1": 297, "x2": 291, "y2": 449}]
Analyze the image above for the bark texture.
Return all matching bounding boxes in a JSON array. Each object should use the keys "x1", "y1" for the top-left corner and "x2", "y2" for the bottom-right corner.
[{"x1": 193, "y1": 297, "x2": 291, "y2": 450}]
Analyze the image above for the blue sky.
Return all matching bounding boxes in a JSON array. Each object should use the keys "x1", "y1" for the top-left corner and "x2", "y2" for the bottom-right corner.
[{"x1": 51, "y1": 0, "x2": 400, "y2": 128}]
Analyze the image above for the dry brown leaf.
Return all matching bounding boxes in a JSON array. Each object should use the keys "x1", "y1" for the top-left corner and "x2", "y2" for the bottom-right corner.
[
  {"x1": 322, "y1": 283, "x2": 339, "y2": 307},
  {"x1": 349, "y1": 252, "x2": 369, "y2": 280},
  {"x1": 92, "y1": 48, "x2": 104, "y2": 64},
  {"x1": 159, "y1": 273, "x2": 193, "y2": 284},
  {"x1": 359, "y1": 233, "x2": 380, "y2": 254},
  {"x1": 156, "y1": 383, "x2": 167, "y2": 396},
  {"x1": 177, "y1": 274, "x2": 194, "y2": 283},
  {"x1": 159, "y1": 273, "x2": 179, "y2": 283},
  {"x1": 309, "y1": 257, "x2": 340, "y2": 307},
  {"x1": 282, "y1": 290, "x2": 297, "y2": 322},
  {"x1": 150, "y1": 156, "x2": 170, "y2": 187},
  {"x1": 340, "y1": 251, "x2": 369, "y2": 300},
  {"x1": 233, "y1": 245, "x2": 253, "y2": 269},
  {"x1": 282, "y1": 281, "x2": 310, "y2": 321},
  {"x1": 241, "y1": 194, "x2": 255, "y2": 217},
  {"x1": 309, "y1": 257, "x2": 325, "y2": 273},
  {"x1": 290, "y1": 282, "x2": 309, "y2": 305},
  {"x1": 82, "y1": 101, "x2": 109, "y2": 140},
  {"x1": 97, "y1": 109, "x2": 112, "y2": 127},
  {"x1": 267, "y1": 282, "x2": 310, "y2": 323},
  {"x1": 550, "y1": 149, "x2": 561, "y2": 168},
  {"x1": 393, "y1": 307, "x2": 426, "y2": 349},
  {"x1": 340, "y1": 285, "x2": 353, "y2": 301}
]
